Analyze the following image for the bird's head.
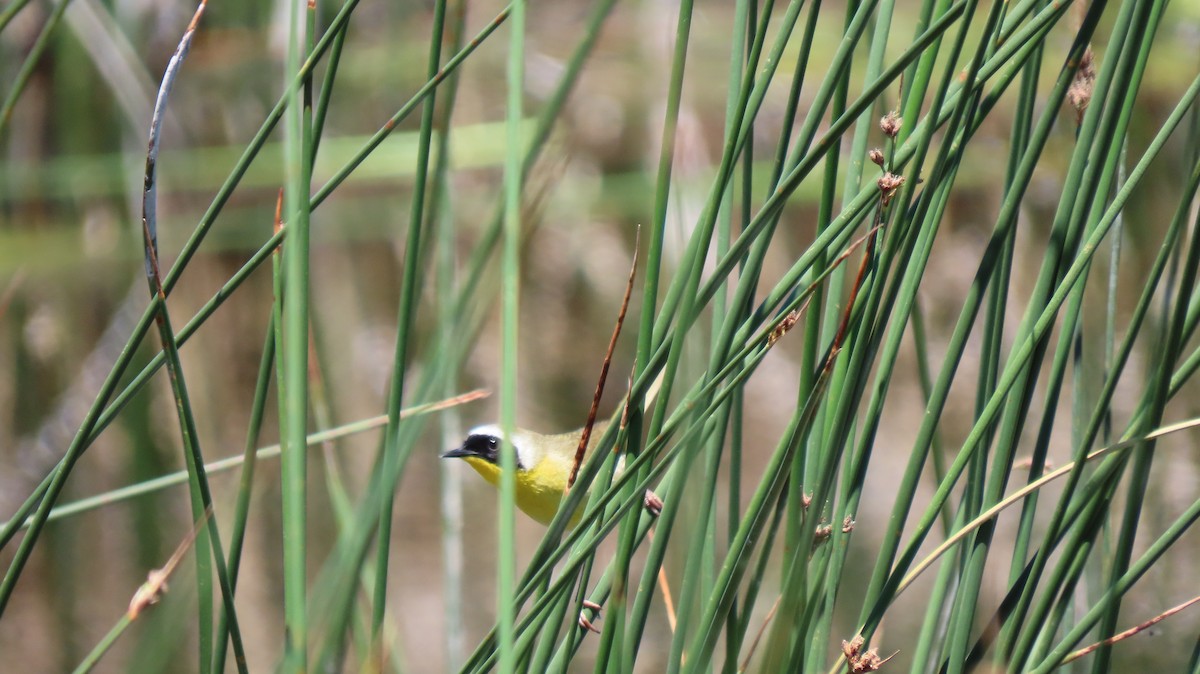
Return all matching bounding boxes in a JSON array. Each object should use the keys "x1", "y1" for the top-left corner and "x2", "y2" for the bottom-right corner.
[{"x1": 441, "y1": 424, "x2": 541, "y2": 481}]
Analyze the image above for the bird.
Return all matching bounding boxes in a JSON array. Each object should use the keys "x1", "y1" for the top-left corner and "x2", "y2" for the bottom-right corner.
[{"x1": 442, "y1": 419, "x2": 662, "y2": 528}]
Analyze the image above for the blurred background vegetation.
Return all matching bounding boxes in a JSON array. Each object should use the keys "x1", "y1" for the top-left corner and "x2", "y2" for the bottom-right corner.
[{"x1": 0, "y1": 0, "x2": 1199, "y2": 672}]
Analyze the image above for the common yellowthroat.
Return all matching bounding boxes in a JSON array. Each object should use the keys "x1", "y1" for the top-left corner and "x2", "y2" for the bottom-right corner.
[{"x1": 442, "y1": 420, "x2": 661, "y2": 527}]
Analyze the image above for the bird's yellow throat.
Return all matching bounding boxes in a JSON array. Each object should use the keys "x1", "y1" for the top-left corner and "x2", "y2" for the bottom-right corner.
[{"x1": 461, "y1": 454, "x2": 579, "y2": 526}]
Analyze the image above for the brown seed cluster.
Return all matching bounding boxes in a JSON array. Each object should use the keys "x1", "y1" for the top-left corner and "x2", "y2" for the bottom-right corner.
[
  {"x1": 876, "y1": 172, "x2": 906, "y2": 206},
  {"x1": 842, "y1": 635, "x2": 897, "y2": 673},
  {"x1": 768, "y1": 310, "x2": 802, "y2": 347},
  {"x1": 128, "y1": 569, "x2": 169, "y2": 620},
  {"x1": 1068, "y1": 46, "x2": 1096, "y2": 121},
  {"x1": 879, "y1": 110, "x2": 902, "y2": 138},
  {"x1": 871, "y1": 112, "x2": 905, "y2": 207},
  {"x1": 813, "y1": 515, "x2": 855, "y2": 547}
]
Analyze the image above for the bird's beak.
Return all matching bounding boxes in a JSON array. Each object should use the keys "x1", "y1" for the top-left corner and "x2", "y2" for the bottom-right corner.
[{"x1": 441, "y1": 446, "x2": 472, "y2": 459}]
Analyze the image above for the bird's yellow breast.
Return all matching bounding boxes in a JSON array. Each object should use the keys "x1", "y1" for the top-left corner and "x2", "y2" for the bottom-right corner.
[{"x1": 462, "y1": 454, "x2": 580, "y2": 526}]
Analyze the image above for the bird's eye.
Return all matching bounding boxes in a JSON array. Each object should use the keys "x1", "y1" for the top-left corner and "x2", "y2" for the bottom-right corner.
[{"x1": 487, "y1": 437, "x2": 498, "y2": 449}]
